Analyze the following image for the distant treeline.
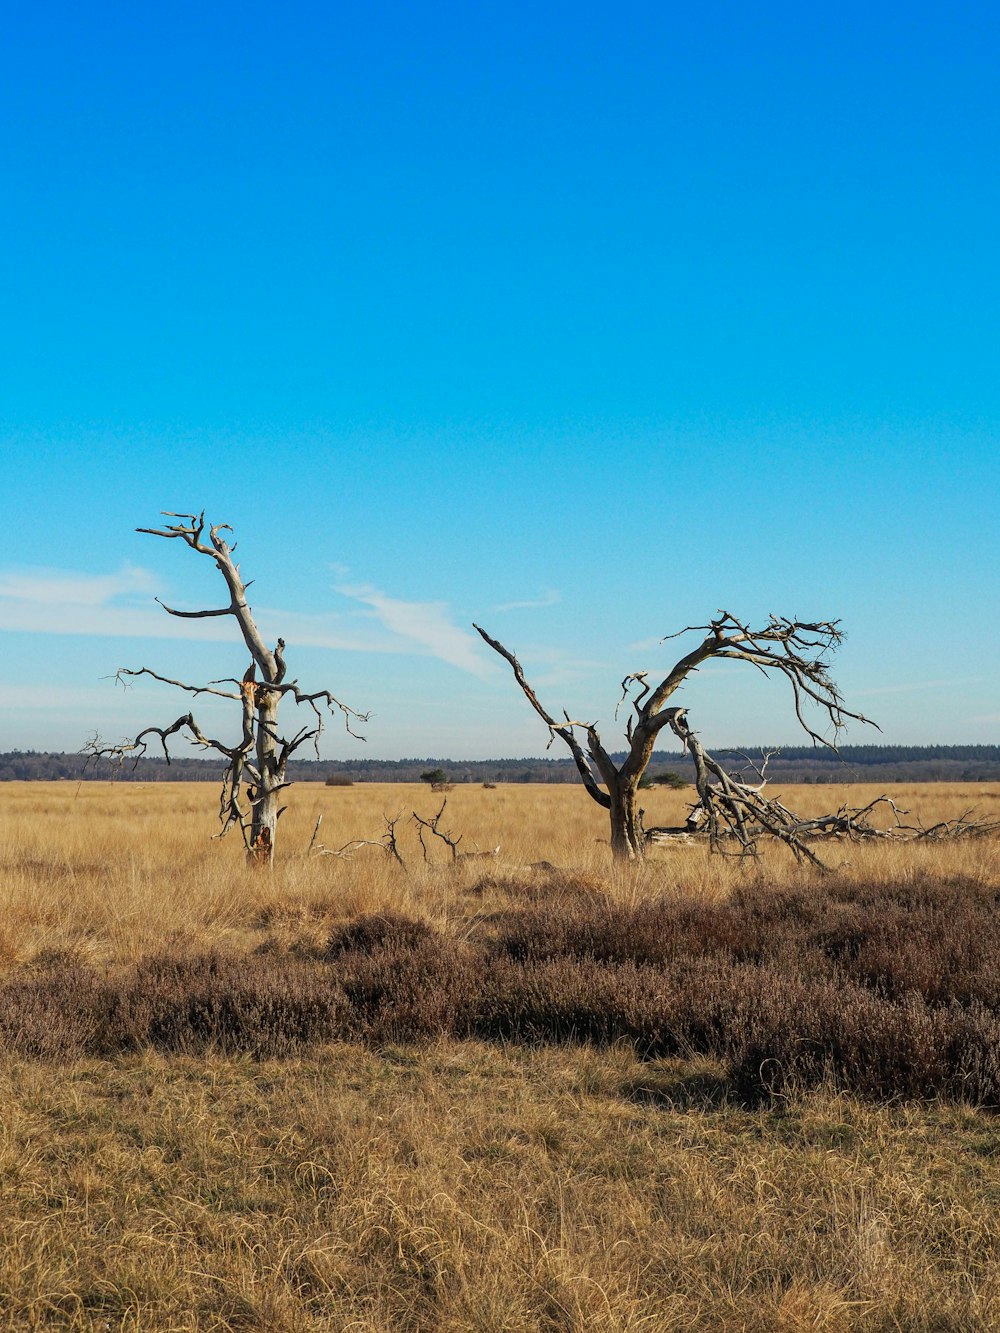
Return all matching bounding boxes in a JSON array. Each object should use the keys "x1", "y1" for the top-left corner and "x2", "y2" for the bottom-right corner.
[{"x1": 2, "y1": 745, "x2": 999, "y2": 784}]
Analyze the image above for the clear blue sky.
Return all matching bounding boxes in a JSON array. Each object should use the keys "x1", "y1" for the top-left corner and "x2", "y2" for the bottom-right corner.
[{"x1": 2, "y1": 1, "x2": 997, "y2": 760}]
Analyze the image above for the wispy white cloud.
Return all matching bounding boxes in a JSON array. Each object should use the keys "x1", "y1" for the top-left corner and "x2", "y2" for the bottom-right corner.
[
  {"x1": 492, "y1": 589, "x2": 561, "y2": 613},
  {"x1": 0, "y1": 599, "x2": 232, "y2": 642},
  {"x1": 252, "y1": 607, "x2": 413, "y2": 655},
  {"x1": 853, "y1": 676, "x2": 988, "y2": 698},
  {"x1": 0, "y1": 565, "x2": 483, "y2": 665},
  {"x1": 0, "y1": 684, "x2": 130, "y2": 712},
  {"x1": 493, "y1": 643, "x2": 612, "y2": 692},
  {"x1": 0, "y1": 565, "x2": 203, "y2": 641},
  {"x1": 336, "y1": 583, "x2": 494, "y2": 677},
  {"x1": 0, "y1": 566, "x2": 232, "y2": 643},
  {"x1": 0, "y1": 564, "x2": 665, "y2": 691},
  {"x1": 0, "y1": 565, "x2": 158, "y2": 606}
]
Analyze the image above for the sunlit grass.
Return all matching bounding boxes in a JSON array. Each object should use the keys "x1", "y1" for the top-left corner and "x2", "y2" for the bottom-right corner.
[
  {"x1": 1, "y1": 779, "x2": 996, "y2": 965},
  {"x1": 0, "y1": 780, "x2": 997, "y2": 1329}
]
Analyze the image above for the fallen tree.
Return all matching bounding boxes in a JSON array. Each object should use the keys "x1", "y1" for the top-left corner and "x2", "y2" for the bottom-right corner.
[{"x1": 643, "y1": 740, "x2": 1000, "y2": 865}]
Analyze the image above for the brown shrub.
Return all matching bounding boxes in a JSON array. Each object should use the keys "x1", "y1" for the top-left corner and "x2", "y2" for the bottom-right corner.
[
  {"x1": 491, "y1": 881, "x2": 1000, "y2": 1008},
  {"x1": 134, "y1": 952, "x2": 346, "y2": 1056},
  {"x1": 3, "y1": 875, "x2": 1000, "y2": 1106},
  {"x1": 324, "y1": 911, "x2": 436, "y2": 959},
  {"x1": 0, "y1": 954, "x2": 347, "y2": 1059},
  {"x1": 490, "y1": 891, "x2": 835, "y2": 969},
  {"x1": 728, "y1": 985, "x2": 1000, "y2": 1104},
  {"x1": 334, "y1": 935, "x2": 477, "y2": 1044},
  {"x1": 814, "y1": 897, "x2": 1000, "y2": 1006},
  {"x1": 0, "y1": 968, "x2": 108, "y2": 1060}
]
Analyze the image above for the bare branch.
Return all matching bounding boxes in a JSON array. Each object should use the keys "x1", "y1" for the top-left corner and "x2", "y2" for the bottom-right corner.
[
  {"x1": 648, "y1": 715, "x2": 1000, "y2": 865},
  {"x1": 113, "y1": 666, "x2": 241, "y2": 701},
  {"x1": 314, "y1": 811, "x2": 407, "y2": 867},
  {"x1": 411, "y1": 799, "x2": 463, "y2": 862},
  {"x1": 382, "y1": 811, "x2": 407, "y2": 867},
  {"x1": 473, "y1": 625, "x2": 612, "y2": 809},
  {"x1": 615, "y1": 672, "x2": 650, "y2": 720},
  {"x1": 258, "y1": 679, "x2": 369, "y2": 743},
  {"x1": 248, "y1": 782, "x2": 293, "y2": 806},
  {"x1": 649, "y1": 611, "x2": 879, "y2": 747},
  {"x1": 663, "y1": 709, "x2": 828, "y2": 866},
  {"x1": 137, "y1": 511, "x2": 215, "y2": 555},
  {"x1": 315, "y1": 838, "x2": 377, "y2": 859},
  {"x1": 154, "y1": 597, "x2": 233, "y2": 620},
  {"x1": 85, "y1": 714, "x2": 242, "y2": 767}
]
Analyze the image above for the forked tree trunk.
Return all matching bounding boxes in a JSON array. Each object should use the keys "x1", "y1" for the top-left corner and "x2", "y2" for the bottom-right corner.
[{"x1": 608, "y1": 775, "x2": 644, "y2": 860}]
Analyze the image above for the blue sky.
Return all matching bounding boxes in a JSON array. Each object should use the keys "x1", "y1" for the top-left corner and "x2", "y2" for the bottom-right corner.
[{"x1": 2, "y1": 1, "x2": 997, "y2": 760}]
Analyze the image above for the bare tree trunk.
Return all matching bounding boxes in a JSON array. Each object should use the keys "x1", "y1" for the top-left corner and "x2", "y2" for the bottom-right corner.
[
  {"x1": 250, "y1": 687, "x2": 283, "y2": 865},
  {"x1": 608, "y1": 776, "x2": 643, "y2": 860}
]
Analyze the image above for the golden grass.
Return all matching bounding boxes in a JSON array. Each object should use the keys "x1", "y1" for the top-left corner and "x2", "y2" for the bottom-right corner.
[
  {"x1": 0, "y1": 780, "x2": 998, "y2": 1329},
  {"x1": 0, "y1": 779, "x2": 997, "y2": 966},
  {"x1": 2, "y1": 1044, "x2": 1000, "y2": 1330}
]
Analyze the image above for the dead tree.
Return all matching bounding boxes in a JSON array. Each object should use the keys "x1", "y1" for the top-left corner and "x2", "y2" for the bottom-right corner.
[
  {"x1": 313, "y1": 812, "x2": 408, "y2": 867},
  {"x1": 474, "y1": 612, "x2": 876, "y2": 862},
  {"x1": 87, "y1": 512, "x2": 366, "y2": 865},
  {"x1": 412, "y1": 799, "x2": 463, "y2": 863},
  {"x1": 644, "y1": 733, "x2": 845, "y2": 866}
]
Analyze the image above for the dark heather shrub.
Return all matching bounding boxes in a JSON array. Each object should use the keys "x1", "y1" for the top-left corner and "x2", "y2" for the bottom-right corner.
[
  {"x1": 0, "y1": 969, "x2": 105, "y2": 1060},
  {"x1": 333, "y1": 936, "x2": 477, "y2": 1044},
  {"x1": 489, "y1": 902, "x2": 753, "y2": 967},
  {"x1": 3, "y1": 884, "x2": 999, "y2": 1105},
  {"x1": 133, "y1": 953, "x2": 345, "y2": 1057},
  {"x1": 813, "y1": 895, "x2": 1000, "y2": 1007},
  {"x1": 728, "y1": 983, "x2": 1000, "y2": 1105},
  {"x1": 825, "y1": 872, "x2": 994, "y2": 913},
  {"x1": 461, "y1": 956, "x2": 675, "y2": 1052},
  {"x1": 947, "y1": 1003, "x2": 1000, "y2": 1104},
  {"x1": 324, "y1": 912, "x2": 436, "y2": 959},
  {"x1": 489, "y1": 888, "x2": 870, "y2": 971}
]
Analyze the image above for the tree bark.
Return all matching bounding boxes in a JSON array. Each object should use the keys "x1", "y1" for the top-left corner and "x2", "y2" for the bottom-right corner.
[
  {"x1": 250, "y1": 686, "x2": 283, "y2": 865},
  {"x1": 607, "y1": 774, "x2": 643, "y2": 859}
]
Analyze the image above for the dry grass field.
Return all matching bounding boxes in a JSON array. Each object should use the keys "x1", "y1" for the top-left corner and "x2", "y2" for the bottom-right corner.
[
  {"x1": 0, "y1": 779, "x2": 999, "y2": 1330},
  {"x1": 3, "y1": 779, "x2": 997, "y2": 965}
]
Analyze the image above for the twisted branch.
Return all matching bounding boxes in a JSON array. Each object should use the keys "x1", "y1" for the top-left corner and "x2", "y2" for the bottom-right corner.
[
  {"x1": 472, "y1": 625, "x2": 611, "y2": 808},
  {"x1": 476, "y1": 608, "x2": 880, "y2": 862}
]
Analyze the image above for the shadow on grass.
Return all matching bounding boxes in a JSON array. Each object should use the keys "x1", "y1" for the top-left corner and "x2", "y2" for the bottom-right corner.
[{"x1": 620, "y1": 1059, "x2": 738, "y2": 1111}]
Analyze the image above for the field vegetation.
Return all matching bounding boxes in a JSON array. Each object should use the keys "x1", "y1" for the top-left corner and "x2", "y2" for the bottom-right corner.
[{"x1": 0, "y1": 780, "x2": 999, "y2": 1329}]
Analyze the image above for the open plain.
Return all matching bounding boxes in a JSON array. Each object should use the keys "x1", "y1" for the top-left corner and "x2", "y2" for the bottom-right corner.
[{"x1": 1, "y1": 779, "x2": 999, "y2": 1331}]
